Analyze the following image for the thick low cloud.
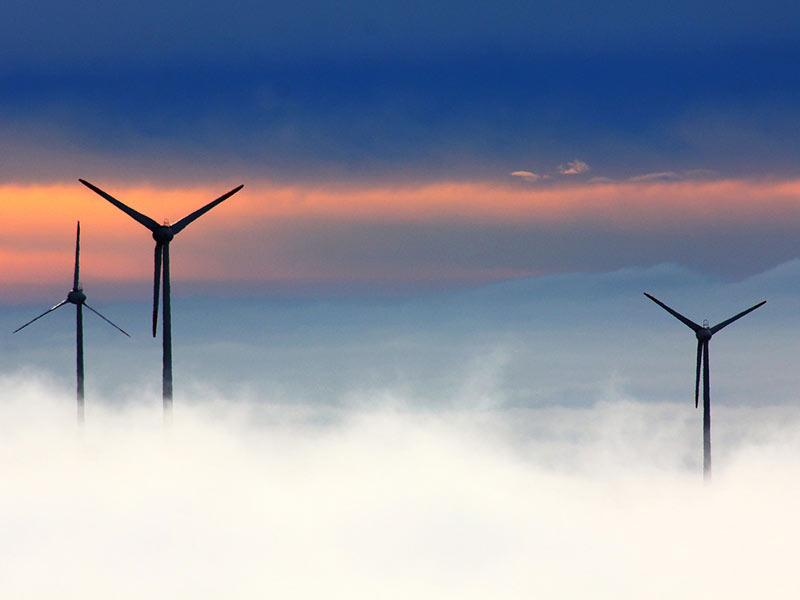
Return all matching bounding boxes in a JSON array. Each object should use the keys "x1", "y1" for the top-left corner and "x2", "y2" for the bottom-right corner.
[{"x1": 2, "y1": 379, "x2": 800, "y2": 598}]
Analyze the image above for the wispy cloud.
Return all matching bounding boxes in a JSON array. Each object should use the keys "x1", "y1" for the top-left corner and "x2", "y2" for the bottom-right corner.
[
  {"x1": 510, "y1": 171, "x2": 543, "y2": 182},
  {"x1": 589, "y1": 169, "x2": 719, "y2": 184},
  {"x1": 627, "y1": 171, "x2": 682, "y2": 182}
]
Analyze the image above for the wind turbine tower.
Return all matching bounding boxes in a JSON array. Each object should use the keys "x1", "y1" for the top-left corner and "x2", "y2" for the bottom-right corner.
[
  {"x1": 644, "y1": 293, "x2": 765, "y2": 481},
  {"x1": 14, "y1": 222, "x2": 130, "y2": 423},
  {"x1": 79, "y1": 179, "x2": 243, "y2": 418}
]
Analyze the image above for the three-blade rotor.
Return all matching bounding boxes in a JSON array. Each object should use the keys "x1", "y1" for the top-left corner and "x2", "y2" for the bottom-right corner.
[
  {"x1": 79, "y1": 179, "x2": 243, "y2": 337},
  {"x1": 13, "y1": 221, "x2": 130, "y2": 336},
  {"x1": 644, "y1": 293, "x2": 765, "y2": 408}
]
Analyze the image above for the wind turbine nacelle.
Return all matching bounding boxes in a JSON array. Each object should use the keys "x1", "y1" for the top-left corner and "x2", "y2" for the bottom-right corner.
[
  {"x1": 152, "y1": 226, "x2": 174, "y2": 243},
  {"x1": 696, "y1": 328, "x2": 712, "y2": 342},
  {"x1": 67, "y1": 290, "x2": 87, "y2": 304}
]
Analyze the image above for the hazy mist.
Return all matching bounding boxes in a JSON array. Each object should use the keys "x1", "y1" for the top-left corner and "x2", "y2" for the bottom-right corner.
[{"x1": 2, "y1": 264, "x2": 799, "y2": 596}]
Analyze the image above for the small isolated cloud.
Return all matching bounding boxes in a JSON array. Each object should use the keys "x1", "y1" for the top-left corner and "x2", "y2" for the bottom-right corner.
[
  {"x1": 558, "y1": 159, "x2": 590, "y2": 175},
  {"x1": 510, "y1": 170, "x2": 542, "y2": 182}
]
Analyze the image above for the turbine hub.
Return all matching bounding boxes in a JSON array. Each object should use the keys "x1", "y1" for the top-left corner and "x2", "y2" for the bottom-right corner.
[
  {"x1": 152, "y1": 225, "x2": 174, "y2": 243},
  {"x1": 67, "y1": 289, "x2": 86, "y2": 305},
  {"x1": 696, "y1": 328, "x2": 712, "y2": 342}
]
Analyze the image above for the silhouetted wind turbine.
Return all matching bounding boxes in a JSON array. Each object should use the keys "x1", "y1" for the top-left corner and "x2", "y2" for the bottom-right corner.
[
  {"x1": 644, "y1": 293, "x2": 765, "y2": 481},
  {"x1": 14, "y1": 222, "x2": 130, "y2": 423},
  {"x1": 78, "y1": 179, "x2": 243, "y2": 418}
]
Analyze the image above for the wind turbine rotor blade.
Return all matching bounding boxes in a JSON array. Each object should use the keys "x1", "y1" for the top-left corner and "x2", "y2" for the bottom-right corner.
[
  {"x1": 643, "y1": 293, "x2": 702, "y2": 332},
  {"x1": 83, "y1": 303, "x2": 131, "y2": 337},
  {"x1": 703, "y1": 339, "x2": 712, "y2": 479},
  {"x1": 170, "y1": 184, "x2": 244, "y2": 234},
  {"x1": 695, "y1": 339, "x2": 702, "y2": 408},
  {"x1": 153, "y1": 242, "x2": 163, "y2": 338},
  {"x1": 709, "y1": 300, "x2": 767, "y2": 335},
  {"x1": 73, "y1": 221, "x2": 81, "y2": 290},
  {"x1": 13, "y1": 300, "x2": 69, "y2": 333},
  {"x1": 78, "y1": 179, "x2": 161, "y2": 232}
]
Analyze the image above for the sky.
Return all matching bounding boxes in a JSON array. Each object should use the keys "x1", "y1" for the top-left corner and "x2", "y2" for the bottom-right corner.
[
  {"x1": 2, "y1": 0, "x2": 800, "y2": 296},
  {"x1": 4, "y1": 2, "x2": 800, "y2": 597}
]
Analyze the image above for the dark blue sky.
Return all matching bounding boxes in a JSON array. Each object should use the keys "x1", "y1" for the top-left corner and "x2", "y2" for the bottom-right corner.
[
  {"x1": 2, "y1": 0, "x2": 799, "y2": 182},
  {"x1": 4, "y1": 0, "x2": 798, "y2": 67}
]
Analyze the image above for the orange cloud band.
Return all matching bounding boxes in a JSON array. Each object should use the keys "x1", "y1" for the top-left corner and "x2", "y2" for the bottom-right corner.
[
  {"x1": 1, "y1": 177, "x2": 799, "y2": 291},
  {"x1": 3, "y1": 176, "x2": 799, "y2": 226}
]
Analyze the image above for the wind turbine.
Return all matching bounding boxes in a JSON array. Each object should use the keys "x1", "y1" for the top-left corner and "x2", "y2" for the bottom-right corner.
[
  {"x1": 644, "y1": 293, "x2": 765, "y2": 480},
  {"x1": 14, "y1": 222, "x2": 130, "y2": 423},
  {"x1": 78, "y1": 179, "x2": 243, "y2": 418}
]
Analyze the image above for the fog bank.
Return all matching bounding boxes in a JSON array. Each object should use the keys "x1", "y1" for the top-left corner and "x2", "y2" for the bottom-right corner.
[{"x1": 2, "y1": 381, "x2": 800, "y2": 598}]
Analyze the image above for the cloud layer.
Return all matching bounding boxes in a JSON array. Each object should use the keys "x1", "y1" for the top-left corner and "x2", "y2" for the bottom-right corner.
[{"x1": 2, "y1": 379, "x2": 800, "y2": 599}]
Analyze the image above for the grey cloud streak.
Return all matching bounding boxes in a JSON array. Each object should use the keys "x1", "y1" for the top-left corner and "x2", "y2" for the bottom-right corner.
[{"x1": 193, "y1": 216, "x2": 800, "y2": 283}]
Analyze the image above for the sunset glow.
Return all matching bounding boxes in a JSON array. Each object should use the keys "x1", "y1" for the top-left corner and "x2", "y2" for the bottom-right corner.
[{"x1": 1, "y1": 177, "x2": 799, "y2": 296}]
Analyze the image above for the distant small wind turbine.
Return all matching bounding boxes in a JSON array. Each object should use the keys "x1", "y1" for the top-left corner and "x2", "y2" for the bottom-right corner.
[
  {"x1": 14, "y1": 222, "x2": 130, "y2": 423},
  {"x1": 78, "y1": 179, "x2": 243, "y2": 418},
  {"x1": 644, "y1": 293, "x2": 765, "y2": 481}
]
